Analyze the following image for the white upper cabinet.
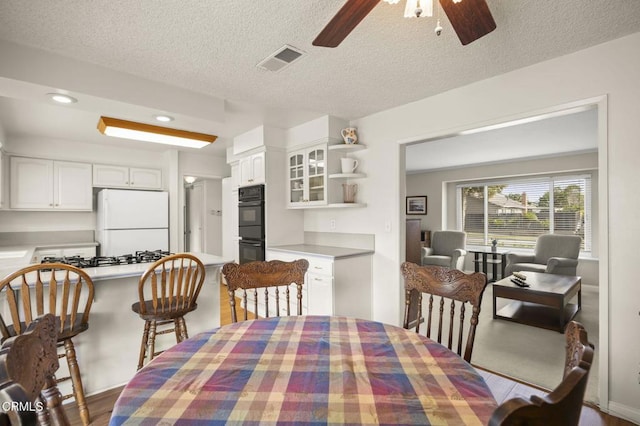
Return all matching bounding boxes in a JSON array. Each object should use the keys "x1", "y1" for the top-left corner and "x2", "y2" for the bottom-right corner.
[
  {"x1": 129, "y1": 167, "x2": 162, "y2": 189},
  {"x1": 10, "y1": 157, "x2": 92, "y2": 211},
  {"x1": 287, "y1": 144, "x2": 328, "y2": 207},
  {"x1": 287, "y1": 142, "x2": 367, "y2": 209},
  {"x1": 93, "y1": 164, "x2": 162, "y2": 189},
  {"x1": 238, "y1": 152, "x2": 265, "y2": 187}
]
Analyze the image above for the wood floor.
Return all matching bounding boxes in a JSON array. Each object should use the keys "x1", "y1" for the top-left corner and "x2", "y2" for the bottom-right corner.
[{"x1": 64, "y1": 283, "x2": 636, "y2": 425}]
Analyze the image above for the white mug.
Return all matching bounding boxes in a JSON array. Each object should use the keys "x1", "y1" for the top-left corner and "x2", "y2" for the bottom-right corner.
[{"x1": 341, "y1": 157, "x2": 359, "y2": 173}]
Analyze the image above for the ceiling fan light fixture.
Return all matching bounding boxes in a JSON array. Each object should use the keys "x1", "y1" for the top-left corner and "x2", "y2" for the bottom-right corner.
[
  {"x1": 404, "y1": 0, "x2": 433, "y2": 18},
  {"x1": 97, "y1": 116, "x2": 217, "y2": 149}
]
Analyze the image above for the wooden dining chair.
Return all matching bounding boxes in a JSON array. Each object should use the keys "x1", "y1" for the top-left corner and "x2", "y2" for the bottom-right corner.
[
  {"x1": 489, "y1": 321, "x2": 594, "y2": 426},
  {"x1": 222, "y1": 259, "x2": 309, "y2": 323},
  {"x1": 133, "y1": 253, "x2": 206, "y2": 370},
  {"x1": 400, "y1": 262, "x2": 488, "y2": 363},
  {"x1": 0, "y1": 264, "x2": 94, "y2": 425},
  {"x1": 0, "y1": 313, "x2": 70, "y2": 426}
]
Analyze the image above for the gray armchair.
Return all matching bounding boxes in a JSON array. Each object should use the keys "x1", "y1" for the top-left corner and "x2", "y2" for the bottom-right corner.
[
  {"x1": 421, "y1": 231, "x2": 467, "y2": 270},
  {"x1": 504, "y1": 234, "x2": 581, "y2": 276}
]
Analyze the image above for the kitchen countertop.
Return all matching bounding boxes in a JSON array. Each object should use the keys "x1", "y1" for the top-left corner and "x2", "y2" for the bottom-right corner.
[
  {"x1": 267, "y1": 244, "x2": 374, "y2": 260},
  {"x1": 0, "y1": 250, "x2": 229, "y2": 284},
  {"x1": 78, "y1": 252, "x2": 229, "y2": 282}
]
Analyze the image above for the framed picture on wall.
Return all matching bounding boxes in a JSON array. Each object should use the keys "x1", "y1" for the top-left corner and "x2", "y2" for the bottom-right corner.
[{"x1": 406, "y1": 196, "x2": 427, "y2": 215}]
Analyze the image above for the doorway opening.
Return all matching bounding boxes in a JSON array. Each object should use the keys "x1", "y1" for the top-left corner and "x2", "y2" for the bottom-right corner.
[
  {"x1": 183, "y1": 176, "x2": 223, "y2": 255},
  {"x1": 401, "y1": 98, "x2": 607, "y2": 407}
]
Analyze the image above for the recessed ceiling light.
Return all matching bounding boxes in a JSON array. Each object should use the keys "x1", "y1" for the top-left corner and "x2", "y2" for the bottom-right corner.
[
  {"x1": 154, "y1": 115, "x2": 174, "y2": 122},
  {"x1": 47, "y1": 93, "x2": 77, "y2": 104}
]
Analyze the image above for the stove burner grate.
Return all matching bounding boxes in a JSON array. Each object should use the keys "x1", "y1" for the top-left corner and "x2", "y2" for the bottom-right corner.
[{"x1": 40, "y1": 250, "x2": 172, "y2": 269}]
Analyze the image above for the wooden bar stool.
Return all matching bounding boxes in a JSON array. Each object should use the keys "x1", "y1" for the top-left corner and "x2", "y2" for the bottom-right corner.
[
  {"x1": 133, "y1": 253, "x2": 205, "y2": 370},
  {"x1": 0, "y1": 264, "x2": 94, "y2": 426}
]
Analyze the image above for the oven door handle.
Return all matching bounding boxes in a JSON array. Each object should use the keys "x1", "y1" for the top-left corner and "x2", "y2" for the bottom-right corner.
[
  {"x1": 238, "y1": 200, "x2": 264, "y2": 207},
  {"x1": 240, "y1": 241, "x2": 263, "y2": 247}
]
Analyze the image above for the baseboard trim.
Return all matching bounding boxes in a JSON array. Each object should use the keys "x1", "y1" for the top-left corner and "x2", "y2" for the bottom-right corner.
[{"x1": 606, "y1": 402, "x2": 640, "y2": 424}]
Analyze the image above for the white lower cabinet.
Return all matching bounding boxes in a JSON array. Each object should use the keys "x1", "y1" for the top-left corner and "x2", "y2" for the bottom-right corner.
[{"x1": 266, "y1": 249, "x2": 372, "y2": 319}]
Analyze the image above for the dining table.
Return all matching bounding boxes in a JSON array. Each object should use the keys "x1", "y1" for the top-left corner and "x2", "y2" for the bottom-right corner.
[{"x1": 110, "y1": 315, "x2": 497, "y2": 425}]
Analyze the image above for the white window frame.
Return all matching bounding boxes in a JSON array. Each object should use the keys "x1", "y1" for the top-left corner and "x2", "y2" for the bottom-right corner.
[{"x1": 456, "y1": 173, "x2": 592, "y2": 252}]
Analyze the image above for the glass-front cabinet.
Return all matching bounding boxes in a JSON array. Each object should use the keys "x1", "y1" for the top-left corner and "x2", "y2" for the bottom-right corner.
[{"x1": 288, "y1": 145, "x2": 327, "y2": 207}]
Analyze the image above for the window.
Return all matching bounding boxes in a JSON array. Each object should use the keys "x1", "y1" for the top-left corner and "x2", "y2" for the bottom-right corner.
[{"x1": 456, "y1": 174, "x2": 591, "y2": 251}]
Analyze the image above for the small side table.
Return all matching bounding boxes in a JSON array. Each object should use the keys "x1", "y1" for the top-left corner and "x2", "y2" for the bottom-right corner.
[{"x1": 469, "y1": 248, "x2": 508, "y2": 282}]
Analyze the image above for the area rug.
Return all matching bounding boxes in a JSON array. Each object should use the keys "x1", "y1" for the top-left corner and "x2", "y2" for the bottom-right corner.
[{"x1": 471, "y1": 283, "x2": 599, "y2": 404}]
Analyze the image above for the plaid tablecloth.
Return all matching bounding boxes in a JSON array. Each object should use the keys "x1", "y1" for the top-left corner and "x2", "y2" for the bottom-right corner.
[{"x1": 110, "y1": 316, "x2": 496, "y2": 425}]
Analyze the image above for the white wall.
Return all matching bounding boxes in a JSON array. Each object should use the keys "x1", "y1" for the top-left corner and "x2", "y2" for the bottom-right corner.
[{"x1": 305, "y1": 32, "x2": 640, "y2": 419}]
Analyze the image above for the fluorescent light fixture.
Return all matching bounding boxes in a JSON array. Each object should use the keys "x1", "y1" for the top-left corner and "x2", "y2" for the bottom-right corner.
[
  {"x1": 47, "y1": 93, "x2": 77, "y2": 104},
  {"x1": 97, "y1": 116, "x2": 217, "y2": 149}
]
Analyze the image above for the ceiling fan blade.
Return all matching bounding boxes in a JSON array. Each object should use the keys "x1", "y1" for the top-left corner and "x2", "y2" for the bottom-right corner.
[
  {"x1": 313, "y1": 0, "x2": 381, "y2": 48},
  {"x1": 439, "y1": 0, "x2": 496, "y2": 45}
]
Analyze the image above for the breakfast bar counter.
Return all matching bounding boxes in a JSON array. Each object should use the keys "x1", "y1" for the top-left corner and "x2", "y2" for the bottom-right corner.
[{"x1": 0, "y1": 252, "x2": 230, "y2": 398}]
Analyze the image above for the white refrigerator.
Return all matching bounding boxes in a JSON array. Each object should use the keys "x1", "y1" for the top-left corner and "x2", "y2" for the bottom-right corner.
[{"x1": 96, "y1": 189, "x2": 169, "y2": 256}]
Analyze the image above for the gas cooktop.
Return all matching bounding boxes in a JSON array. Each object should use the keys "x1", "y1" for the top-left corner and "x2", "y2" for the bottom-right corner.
[{"x1": 40, "y1": 250, "x2": 171, "y2": 268}]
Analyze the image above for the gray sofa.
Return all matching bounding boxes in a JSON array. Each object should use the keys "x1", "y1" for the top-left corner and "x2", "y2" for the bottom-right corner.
[
  {"x1": 421, "y1": 230, "x2": 467, "y2": 270},
  {"x1": 504, "y1": 234, "x2": 581, "y2": 276}
]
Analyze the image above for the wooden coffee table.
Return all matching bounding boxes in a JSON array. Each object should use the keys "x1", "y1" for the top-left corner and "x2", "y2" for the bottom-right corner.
[{"x1": 492, "y1": 272, "x2": 581, "y2": 332}]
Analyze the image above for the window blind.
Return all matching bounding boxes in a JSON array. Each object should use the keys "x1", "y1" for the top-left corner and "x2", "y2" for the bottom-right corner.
[{"x1": 457, "y1": 174, "x2": 591, "y2": 251}]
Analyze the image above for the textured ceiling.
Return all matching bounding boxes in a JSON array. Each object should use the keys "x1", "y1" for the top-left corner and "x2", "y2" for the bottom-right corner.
[{"x1": 0, "y1": 1, "x2": 639, "y2": 156}]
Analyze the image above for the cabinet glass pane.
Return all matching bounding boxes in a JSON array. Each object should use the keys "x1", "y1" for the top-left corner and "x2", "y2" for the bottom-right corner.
[
  {"x1": 290, "y1": 165, "x2": 303, "y2": 179},
  {"x1": 308, "y1": 149, "x2": 325, "y2": 176},
  {"x1": 309, "y1": 175, "x2": 324, "y2": 202},
  {"x1": 290, "y1": 178, "x2": 304, "y2": 203}
]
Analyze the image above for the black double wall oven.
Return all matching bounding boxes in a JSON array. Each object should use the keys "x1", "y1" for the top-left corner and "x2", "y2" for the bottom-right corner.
[{"x1": 238, "y1": 184, "x2": 265, "y2": 264}]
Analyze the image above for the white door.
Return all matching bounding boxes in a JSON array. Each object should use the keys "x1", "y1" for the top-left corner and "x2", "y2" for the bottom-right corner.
[
  {"x1": 55, "y1": 161, "x2": 92, "y2": 210},
  {"x1": 99, "y1": 189, "x2": 168, "y2": 229},
  {"x1": 250, "y1": 152, "x2": 266, "y2": 184},
  {"x1": 10, "y1": 157, "x2": 53, "y2": 209},
  {"x1": 93, "y1": 164, "x2": 130, "y2": 188},
  {"x1": 188, "y1": 182, "x2": 204, "y2": 253},
  {"x1": 221, "y1": 177, "x2": 239, "y2": 262},
  {"x1": 130, "y1": 168, "x2": 162, "y2": 189},
  {"x1": 99, "y1": 229, "x2": 169, "y2": 256}
]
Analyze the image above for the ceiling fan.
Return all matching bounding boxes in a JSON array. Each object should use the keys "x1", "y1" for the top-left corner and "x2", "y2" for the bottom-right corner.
[{"x1": 312, "y1": 0, "x2": 496, "y2": 48}]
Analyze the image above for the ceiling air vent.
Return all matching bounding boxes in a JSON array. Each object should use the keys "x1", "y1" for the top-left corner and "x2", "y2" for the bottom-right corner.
[{"x1": 257, "y1": 45, "x2": 306, "y2": 72}]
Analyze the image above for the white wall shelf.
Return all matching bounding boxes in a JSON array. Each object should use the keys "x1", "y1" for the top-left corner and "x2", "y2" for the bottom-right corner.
[
  {"x1": 328, "y1": 144, "x2": 366, "y2": 152},
  {"x1": 329, "y1": 173, "x2": 366, "y2": 179},
  {"x1": 287, "y1": 203, "x2": 367, "y2": 209}
]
